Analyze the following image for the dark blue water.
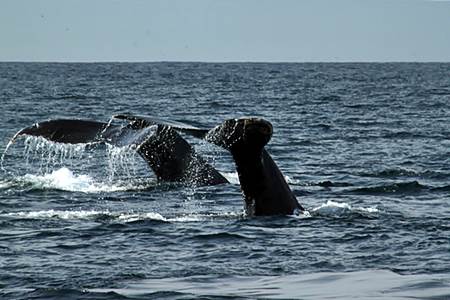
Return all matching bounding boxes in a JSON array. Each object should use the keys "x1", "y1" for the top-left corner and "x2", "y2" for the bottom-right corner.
[{"x1": 0, "y1": 62, "x2": 449, "y2": 299}]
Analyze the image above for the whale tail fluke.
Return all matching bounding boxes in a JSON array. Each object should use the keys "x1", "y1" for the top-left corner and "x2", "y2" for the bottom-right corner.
[
  {"x1": 8, "y1": 117, "x2": 228, "y2": 186},
  {"x1": 13, "y1": 119, "x2": 109, "y2": 144},
  {"x1": 113, "y1": 114, "x2": 209, "y2": 138}
]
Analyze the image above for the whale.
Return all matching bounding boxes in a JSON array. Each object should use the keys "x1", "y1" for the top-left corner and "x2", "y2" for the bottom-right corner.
[
  {"x1": 8, "y1": 115, "x2": 304, "y2": 215},
  {"x1": 11, "y1": 117, "x2": 228, "y2": 186},
  {"x1": 204, "y1": 117, "x2": 304, "y2": 215}
]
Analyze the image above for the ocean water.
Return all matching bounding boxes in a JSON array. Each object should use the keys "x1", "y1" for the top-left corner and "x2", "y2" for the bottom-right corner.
[{"x1": 0, "y1": 62, "x2": 449, "y2": 299}]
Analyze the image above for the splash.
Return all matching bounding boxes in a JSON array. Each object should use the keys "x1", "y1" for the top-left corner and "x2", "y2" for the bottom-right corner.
[
  {"x1": 18, "y1": 167, "x2": 151, "y2": 193},
  {"x1": 284, "y1": 174, "x2": 302, "y2": 184},
  {"x1": 1, "y1": 139, "x2": 16, "y2": 172},
  {"x1": 3, "y1": 135, "x2": 149, "y2": 185},
  {"x1": 105, "y1": 144, "x2": 141, "y2": 182},
  {"x1": 23, "y1": 167, "x2": 93, "y2": 191},
  {"x1": 22, "y1": 136, "x2": 88, "y2": 172}
]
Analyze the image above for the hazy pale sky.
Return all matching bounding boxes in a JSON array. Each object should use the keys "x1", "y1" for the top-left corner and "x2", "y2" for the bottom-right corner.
[{"x1": 1, "y1": 0, "x2": 449, "y2": 62}]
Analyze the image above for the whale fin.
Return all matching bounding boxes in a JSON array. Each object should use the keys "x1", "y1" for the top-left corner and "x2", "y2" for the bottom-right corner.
[
  {"x1": 136, "y1": 124, "x2": 228, "y2": 185},
  {"x1": 13, "y1": 119, "x2": 109, "y2": 144},
  {"x1": 113, "y1": 114, "x2": 209, "y2": 138},
  {"x1": 202, "y1": 117, "x2": 304, "y2": 215},
  {"x1": 10, "y1": 118, "x2": 227, "y2": 186}
]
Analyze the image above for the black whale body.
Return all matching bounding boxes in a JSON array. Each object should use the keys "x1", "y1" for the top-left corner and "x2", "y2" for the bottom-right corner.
[
  {"x1": 205, "y1": 117, "x2": 304, "y2": 215},
  {"x1": 13, "y1": 118, "x2": 227, "y2": 186},
  {"x1": 9, "y1": 115, "x2": 304, "y2": 215}
]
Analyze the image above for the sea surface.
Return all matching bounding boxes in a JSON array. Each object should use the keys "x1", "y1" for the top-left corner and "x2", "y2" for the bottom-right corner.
[{"x1": 0, "y1": 62, "x2": 449, "y2": 299}]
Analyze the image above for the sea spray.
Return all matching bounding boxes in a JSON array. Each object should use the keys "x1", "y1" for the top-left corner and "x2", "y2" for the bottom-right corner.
[
  {"x1": 22, "y1": 136, "x2": 87, "y2": 173},
  {"x1": 1, "y1": 139, "x2": 15, "y2": 172},
  {"x1": 3, "y1": 135, "x2": 150, "y2": 186},
  {"x1": 105, "y1": 143, "x2": 142, "y2": 183},
  {"x1": 18, "y1": 167, "x2": 152, "y2": 193}
]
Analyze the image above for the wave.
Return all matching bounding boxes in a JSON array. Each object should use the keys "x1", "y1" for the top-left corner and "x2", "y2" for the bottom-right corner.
[
  {"x1": 426, "y1": 87, "x2": 450, "y2": 96},
  {"x1": 5, "y1": 270, "x2": 450, "y2": 299},
  {"x1": 194, "y1": 232, "x2": 253, "y2": 240},
  {"x1": 45, "y1": 94, "x2": 103, "y2": 101},
  {"x1": 3, "y1": 209, "x2": 168, "y2": 223},
  {"x1": 432, "y1": 185, "x2": 450, "y2": 192},
  {"x1": 0, "y1": 179, "x2": 11, "y2": 190},
  {"x1": 2, "y1": 209, "x2": 243, "y2": 223},
  {"x1": 311, "y1": 200, "x2": 379, "y2": 217},
  {"x1": 288, "y1": 179, "x2": 354, "y2": 188},
  {"x1": 360, "y1": 168, "x2": 449, "y2": 180},
  {"x1": 1, "y1": 287, "x2": 125, "y2": 300},
  {"x1": 5, "y1": 209, "x2": 118, "y2": 220},
  {"x1": 2, "y1": 199, "x2": 378, "y2": 223},
  {"x1": 4, "y1": 204, "x2": 377, "y2": 223},
  {"x1": 318, "y1": 95, "x2": 341, "y2": 102},
  {"x1": 381, "y1": 131, "x2": 445, "y2": 139},
  {"x1": 316, "y1": 180, "x2": 353, "y2": 187},
  {"x1": 350, "y1": 181, "x2": 428, "y2": 195},
  {"x1": 86, "y1": 270, "x2": 450, "y2": 300}
]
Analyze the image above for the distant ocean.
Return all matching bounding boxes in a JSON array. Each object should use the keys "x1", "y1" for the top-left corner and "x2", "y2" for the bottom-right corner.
[{"x1": 1, "y1": 62, "x2": 449, "y2": 299}]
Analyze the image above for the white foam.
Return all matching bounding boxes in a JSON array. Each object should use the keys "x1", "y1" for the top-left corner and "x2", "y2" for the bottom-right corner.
[
  {"x1": 3, "y1": 209, "x2": 243, "y2": 223},
  {"x1": 4, "y1": 209, "x2": 167, "y2": 222},
  {"x1": 19, "y1": 167, "x2": 149, "y2": 193},
  {"x1": 22, "y1": 167, "x2": 93, "y2": 191},
  {"x1": 6, "y1": 209, "x2": 110, "y2": 220},
  {"x1": 289, "y1": 209, "x2": 312, "y2": 219},
  {"x1": 284, "y1": 175, "x2": 293, "y2": 183},
  {"x1": 117, "y1": 212, "x2": 167, "y2": 222},
  {"x1": 114, "y1": 212, "x2": 240, "y2": 223},
  {"x1": 0, "y1": 180, "x2": 11, "y2": 190},
  {"x1": 312, "y1": 200, "x2": 379, "y2": 215},
  {"x1": 167, "y1": 211, "x2": 243, "y2": 222},
  {"x1": 362, "y1": 207, "x2": 379, "y2": 213}
]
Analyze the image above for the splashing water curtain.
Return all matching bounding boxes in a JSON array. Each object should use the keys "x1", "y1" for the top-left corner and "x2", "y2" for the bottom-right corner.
[
  {"x1": 3, "y1": 134, "x2": 147, "y2": 186},
  {"x1": 106, "y1": 144, "x2": 141, "y2": 183}
]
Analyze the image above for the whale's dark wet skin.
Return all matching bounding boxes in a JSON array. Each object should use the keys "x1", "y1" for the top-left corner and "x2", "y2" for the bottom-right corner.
[
  {"x1": 206, "y1": 118, "x2": 304, "y2": 215},
  {"x1": 13, "y1": 117, "x2": 227, "y2": 186},
  {"x1": 10, "y1": 115, "x2": 303, "y2": 215}
]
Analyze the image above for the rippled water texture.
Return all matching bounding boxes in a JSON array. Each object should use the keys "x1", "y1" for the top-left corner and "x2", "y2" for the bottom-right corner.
[{"x1": 1, "y1": 62, "x2": 449, "y2": 299}]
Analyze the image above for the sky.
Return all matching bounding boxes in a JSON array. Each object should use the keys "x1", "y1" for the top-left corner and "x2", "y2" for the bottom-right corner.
[{"x1": 1, "y1": 0, "x2": 450, "y2": 62}]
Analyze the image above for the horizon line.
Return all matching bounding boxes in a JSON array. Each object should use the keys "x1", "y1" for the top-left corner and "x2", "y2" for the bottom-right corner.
[{"x1": 1, "y1": 60, "x2": 449, "y2": 64}]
